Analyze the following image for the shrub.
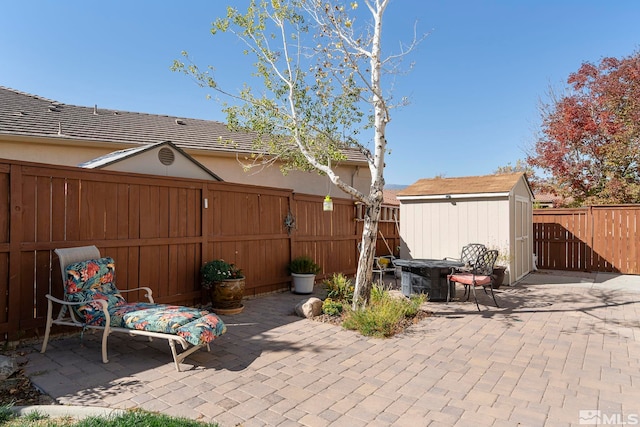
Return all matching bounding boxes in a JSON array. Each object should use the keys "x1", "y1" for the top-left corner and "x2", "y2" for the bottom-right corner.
[
  {"x1": 323, "y1": 273, "x2": 354, "y2": 303},
  {"x1": 322, "y1": 298, "x2": 343, "y2": 316},
  {"x1": 342, "y1": 286, "x2": 426, "y2": 338},
  {"x1": 288, "y1": 256, "x2": 321, "y2": 274}
]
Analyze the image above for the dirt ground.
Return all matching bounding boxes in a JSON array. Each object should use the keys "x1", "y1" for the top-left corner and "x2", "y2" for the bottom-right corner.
[{"x1": 1, "y1": 347, "x2": 56, "y2": 407}]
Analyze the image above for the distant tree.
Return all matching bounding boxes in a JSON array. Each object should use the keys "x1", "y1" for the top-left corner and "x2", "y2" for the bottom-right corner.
[
  {"x1": 494, "y1": 159, "x2": 541, "y2": 192},
  {"x1": 172, "y1": 1, "x2": 422, "y2": 307},
  {"x1": 494, "y1": 159, "x2": 535, "y2": 175},
  {"x1": 528, "y1": 51, "x2": 640, "y2": 206}
]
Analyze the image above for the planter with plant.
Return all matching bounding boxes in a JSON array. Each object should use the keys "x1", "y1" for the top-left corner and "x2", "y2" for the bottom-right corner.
[
  {"x1": 201, "y1": 259, "x2": 245, "y2": 314},
  {"x1": 288, "y1": 256, "x2": 321, "y2": 294},
  {"x1": 490, "y1": 248, "x2": 512, "y2": 289}
]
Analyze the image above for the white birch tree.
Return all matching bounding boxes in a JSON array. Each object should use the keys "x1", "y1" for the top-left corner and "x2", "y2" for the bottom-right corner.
[{"x1": 173, "y1": 0, "x2": 421, "y2": 307}]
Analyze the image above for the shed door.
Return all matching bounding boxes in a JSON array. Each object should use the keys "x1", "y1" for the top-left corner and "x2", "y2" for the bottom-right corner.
[{"x1": 514, "y1": 195, "x2": 532, "y2": 280}]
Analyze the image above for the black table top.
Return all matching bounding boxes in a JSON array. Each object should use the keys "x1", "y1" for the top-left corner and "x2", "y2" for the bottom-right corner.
[{"x1": 393, "y1": 259, "x2": 464, "y2": 269}]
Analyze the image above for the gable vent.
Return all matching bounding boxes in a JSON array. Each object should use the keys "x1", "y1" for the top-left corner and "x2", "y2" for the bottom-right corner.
[{"x1": 158, "y1": 147, "x2": 175, "y2": 166}]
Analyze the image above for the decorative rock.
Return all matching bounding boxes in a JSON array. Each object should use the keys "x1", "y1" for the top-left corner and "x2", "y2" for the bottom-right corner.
[
  {"x1": 0, "y1": 354, "x2": 17, "y2": 381},
  {"x1": 295, "y1": 297, "x2": 323, "y2": 318},
  {"x1": 388, "y1": 290, "x2": 409, "y2": 301}
]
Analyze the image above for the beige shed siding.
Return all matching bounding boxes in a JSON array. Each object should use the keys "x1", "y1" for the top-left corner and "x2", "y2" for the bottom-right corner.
[
  {"x1": 400, "y1": 196, "x2": 510, "y2": 260},
  {"x1": 398, "y1": 173, "x2": 534, "y2": 286}
]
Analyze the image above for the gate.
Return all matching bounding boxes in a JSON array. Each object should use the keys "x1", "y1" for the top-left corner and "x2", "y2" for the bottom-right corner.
[{"x1": 533, "y1": 205, "x2": 640, "y2": 274}]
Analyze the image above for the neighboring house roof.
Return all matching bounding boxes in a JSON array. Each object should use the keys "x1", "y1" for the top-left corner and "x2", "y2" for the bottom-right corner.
[
  {"x1": 397, "y1": 173, "x2": 533, "y2": 199},
  {"x1": 0, "y1": 86, "x2": 367, "y2": 164},
  {"x1": 534, "y1": 193, "x2": 556, "y2": 204},
  {"x1": 533, "y1": 192, "x2": 570, "y2": 208},
  {"x1": 382, "y1": 189, "x2": 401, "y2": 206},
  {"x1": 79, "y1": 140, "x2": 223, "y2": 181}
]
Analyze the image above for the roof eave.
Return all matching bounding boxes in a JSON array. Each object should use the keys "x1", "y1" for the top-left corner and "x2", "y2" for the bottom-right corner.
[{"x1": 397, "y1": 192, "x2": 511, "y2": 201}]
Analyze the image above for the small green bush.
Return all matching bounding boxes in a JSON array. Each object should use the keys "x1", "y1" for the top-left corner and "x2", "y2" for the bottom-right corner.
[
  {"x1": 322, "y1": 298, "x2": 343, "y2": 316},
  {"x1": 288, "y1": 256, "x2": 321, "y2": 274},
  {"x1": 342, "y1": 286, "x2": 426, "y2": 338},
  {"x1": 0, "y1": 403, "x2": 15, "y2": 424},
  {"x1": 323, "y1": 273, "x2": 354, "y2": 303}
]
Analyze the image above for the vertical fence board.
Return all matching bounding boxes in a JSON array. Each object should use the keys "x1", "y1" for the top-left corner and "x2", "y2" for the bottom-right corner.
[
  {"x1": 534, "y1": 206, "x2": 640, "y2": 274},
  {"x1": 2, "y1": 159, "x2": 401, "y2": 341}
]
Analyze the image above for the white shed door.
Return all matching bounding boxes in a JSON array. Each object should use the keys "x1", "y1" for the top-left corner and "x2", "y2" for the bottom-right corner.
[{"x1": 514, "y1": 195, "x2": 532, "y2": 280}]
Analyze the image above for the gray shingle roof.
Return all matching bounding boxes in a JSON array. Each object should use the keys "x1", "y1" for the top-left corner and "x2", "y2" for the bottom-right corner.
[{"x1": 0, "y1": 86, "x2": 367, "y2": 163}]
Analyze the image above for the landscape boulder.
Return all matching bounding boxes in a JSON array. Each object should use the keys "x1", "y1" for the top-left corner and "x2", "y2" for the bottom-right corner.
[
  {"x1": 295, "y1": 297, "x2": 323, "y2": 318},
  {"x1": 0, "y1": 354, "x2": 17, "y2": 381}
]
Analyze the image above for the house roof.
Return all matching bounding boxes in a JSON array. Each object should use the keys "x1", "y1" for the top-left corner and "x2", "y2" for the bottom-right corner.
[
  {"x1": 79, "y1": 140, "x2": 223, "y2": 181},
  {"x1": 382, "y1": 189, "x2": 401, "y2": 206},
  {"x1": 0, "y1": 86, "x2": 367, "y2": 164},
  {"x1": 397, "y1": 173, "x2": 530, "y2": 198}
]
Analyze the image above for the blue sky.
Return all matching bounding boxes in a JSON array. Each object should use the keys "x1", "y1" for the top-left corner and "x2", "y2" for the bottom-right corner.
[{"x1": 1, "y1": 1, "x2": 639, "y2": 186}]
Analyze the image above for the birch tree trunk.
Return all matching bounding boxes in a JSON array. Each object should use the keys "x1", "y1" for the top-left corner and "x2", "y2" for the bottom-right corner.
[
  {"x1": 173, "y1": 0, "x2": 419, "y2": 307},
  {"x1": 351, "y1": 1, "x2": 387, "y2": 308}
]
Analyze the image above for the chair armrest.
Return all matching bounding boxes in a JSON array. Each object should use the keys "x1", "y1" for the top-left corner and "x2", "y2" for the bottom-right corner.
[
  {"x1": 120, "y1": 287, "x2": 154, "y2": 303},
  {"x1": 44, "y1": 294, "x2": 89, "y2": 306}
]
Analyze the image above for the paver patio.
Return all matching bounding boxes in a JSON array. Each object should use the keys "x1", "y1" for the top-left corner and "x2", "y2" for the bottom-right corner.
[{"x1": 22, "y1": 270, "x2": 640, "y2": 426}]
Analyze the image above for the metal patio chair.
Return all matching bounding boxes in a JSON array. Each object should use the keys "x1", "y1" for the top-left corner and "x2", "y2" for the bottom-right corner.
[
  {"x1": 373, "y1": 255, "x2": 398, "y2": 288},
  {"x1": 447, "y1": 249, "x2": 499, "y2": 311},
  {"x1": 446, "y1": 243, "x2": 487, "y2": 269}
]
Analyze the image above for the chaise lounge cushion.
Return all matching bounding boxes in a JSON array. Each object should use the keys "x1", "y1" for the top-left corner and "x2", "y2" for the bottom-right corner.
[
  {"x1": 63, "y1": 257, "x2": 227, "y2": 345},
  {"x1": 64, "y1": 257, "x2": 126, "y2": 326},
  {"x1": 122, "y1": 306, "x2": 227, "y2": 346}
]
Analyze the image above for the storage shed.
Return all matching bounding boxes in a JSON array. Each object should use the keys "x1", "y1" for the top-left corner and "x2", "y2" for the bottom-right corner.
[{"x1": 396, "y1": 173, "x2": 534, "y2": 285}]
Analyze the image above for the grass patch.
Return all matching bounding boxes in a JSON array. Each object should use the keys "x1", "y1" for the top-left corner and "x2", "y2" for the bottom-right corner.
[{"x1": 0, "y1": 407, "x2": 219, "y2": 427}]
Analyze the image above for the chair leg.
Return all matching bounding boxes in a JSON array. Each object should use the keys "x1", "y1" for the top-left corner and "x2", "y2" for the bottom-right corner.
[
  {"x1": 471, "y1": 284, "x2": 480, "y2": 311},
  {"x1": 101, "y1": 327, "x2": 110, "y2": 364},
  {"x1": 41, "y1": 299, "x2": 54, "y2": 354},
  {"x1": 488, "y1": 285, "x2": 500, "y2": 308}
]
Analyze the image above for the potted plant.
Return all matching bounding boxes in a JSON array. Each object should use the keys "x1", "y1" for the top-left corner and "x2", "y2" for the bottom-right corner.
[
  {"x1": 492, "y1": 250, "x2": 512, "y2": 289},
  {"x1": 201, "y1": 259, "x2": 245, "y2": 314},
  {"x1": 288, "y1": 256, "x2": 321, "y2": 294}
]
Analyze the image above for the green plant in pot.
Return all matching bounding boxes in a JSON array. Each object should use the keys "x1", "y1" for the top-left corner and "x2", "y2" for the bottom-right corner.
[
  {"x1": 201, "y1": 259, "x2": 245, "y2": 314},
  {"x1": 492, "y1": 251, "x2": 512, "y2": 289},
  {"x1": 288, "y1": 256, "x2": 321, "y2": 294}
]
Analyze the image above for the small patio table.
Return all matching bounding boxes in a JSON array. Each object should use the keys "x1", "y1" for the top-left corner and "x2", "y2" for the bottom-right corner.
[{"x1": 394, "y1": 259, "x2": 464, "y2": 301}]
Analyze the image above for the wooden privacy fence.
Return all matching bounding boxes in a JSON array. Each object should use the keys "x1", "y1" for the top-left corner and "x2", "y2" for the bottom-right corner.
[
  {"x1": 533, "y1": 205, "x2": 640, "y2": 274},
  {"x1": 0, "y1": 159, "x2": 399, "y2": 342}
]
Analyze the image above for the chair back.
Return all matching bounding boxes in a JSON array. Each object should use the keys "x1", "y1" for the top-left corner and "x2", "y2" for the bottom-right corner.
[
  {"x1": 475, "y1": 249, "x2": 498, "y2": 276},
  {"x1": 54, "y1": 245, "x2": 101, "y2": 284},
  {"x1": 460, "y1": 244, "x2": 487, "y2": 266}
]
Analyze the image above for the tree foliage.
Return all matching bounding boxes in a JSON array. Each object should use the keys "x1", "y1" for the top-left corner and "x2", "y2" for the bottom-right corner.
[
  {"x1": 528, "y1": 51, "x2": 640, "y2": 206},
  {"x1": 172, "y1": 0, "x2": 421, "y2": 306}
]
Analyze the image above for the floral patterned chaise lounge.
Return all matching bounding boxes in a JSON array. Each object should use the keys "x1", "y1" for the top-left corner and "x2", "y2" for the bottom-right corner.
[{"x1": 40, "y1": 246, "x2": 226, "y2": 371}]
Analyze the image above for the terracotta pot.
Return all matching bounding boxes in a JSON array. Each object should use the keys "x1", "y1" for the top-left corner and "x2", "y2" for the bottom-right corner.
[{"x1": 208, "y1": 277, "x2": 245, "y2": 309}]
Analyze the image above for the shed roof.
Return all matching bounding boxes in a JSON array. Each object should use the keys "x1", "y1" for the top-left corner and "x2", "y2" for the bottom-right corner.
[
  {"x1": 0, "y1": 86, "x2": 367, "y2": 164},
  {"x1": 397, "y1": 173, "x2": 529, "y2": 197}
]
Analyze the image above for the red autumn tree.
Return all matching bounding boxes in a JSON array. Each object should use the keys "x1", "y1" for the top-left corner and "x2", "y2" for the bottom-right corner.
[{"x1": 528, "y1": 51, "x2": 640, "y2": 206}]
